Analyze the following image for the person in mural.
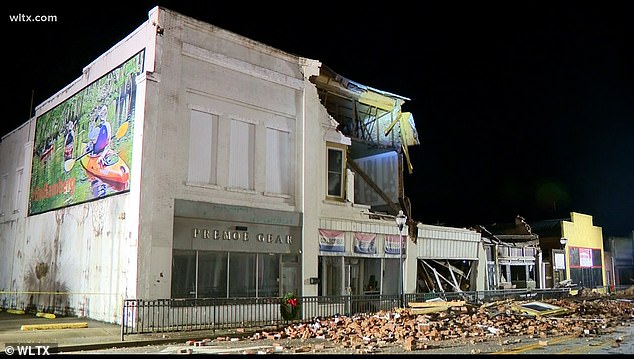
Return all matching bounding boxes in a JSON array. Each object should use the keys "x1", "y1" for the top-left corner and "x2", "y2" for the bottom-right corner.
[
  {"x1": 64, "y1": 119, "x2": 75, "y2": 161},
  {"x1": 82, "y1": 103, "x2": 131, "y2": 194},
  {"x1": 40, "y1": 135, "x2": 55, "y2": 163},
  {"x1": 87, "y1": 105, "x2": 113, "y2": 166}
]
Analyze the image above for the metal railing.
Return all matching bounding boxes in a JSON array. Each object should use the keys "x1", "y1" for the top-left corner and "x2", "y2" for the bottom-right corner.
[{"x1": 121, "y1": 288, "x2": 583, "y2": 340}]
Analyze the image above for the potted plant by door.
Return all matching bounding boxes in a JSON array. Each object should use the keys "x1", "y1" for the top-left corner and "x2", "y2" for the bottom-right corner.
[{"x1": 280, "y1": 292, "x2": 300, "y2": 320}]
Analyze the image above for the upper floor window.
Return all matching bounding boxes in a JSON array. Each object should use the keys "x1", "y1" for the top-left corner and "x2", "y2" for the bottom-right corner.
[
  {"x1": 229, "y1": 119, "x2": 255, "y2": 190},
  {"x1": 188, "y1": 109, "x2": 218, "y2": 185},
  {"x1": 326, "y1": 144, "x2": 346, "y2": 199},
  {"x1": 266, "y1": 128, "x2": 291, "y2": 195}
]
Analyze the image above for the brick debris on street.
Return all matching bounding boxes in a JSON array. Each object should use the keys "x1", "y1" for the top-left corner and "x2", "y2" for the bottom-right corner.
[{"x1": 172, "y1": 288, "x2": 634, "y2": 354}]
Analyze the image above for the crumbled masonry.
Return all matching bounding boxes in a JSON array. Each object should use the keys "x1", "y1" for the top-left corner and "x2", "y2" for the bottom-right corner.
[{"x1": 237, "y1": 288, "x2": 634, "y2": 352}]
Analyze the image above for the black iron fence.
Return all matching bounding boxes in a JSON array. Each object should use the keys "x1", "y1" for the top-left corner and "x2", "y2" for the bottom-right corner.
[{"x1": 120, "y1": 287, "x2": 586, "y2": 340}]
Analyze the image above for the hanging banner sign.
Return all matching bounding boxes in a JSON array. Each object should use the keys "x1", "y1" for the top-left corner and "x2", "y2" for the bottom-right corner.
[
  {"x1": 319, "y1": 229, "x2": 345, "y2": 252},
  {"x1": 554, "y1": 252, "x2": 566, "y2": 269},
  {"x1": 385, "y1": 235, "x2": 406, "y2": 255},
  {"x1": 353, "y1": 233, "x2": 377, "y2": 254},
  {"x1": 579, "y1": 248, "x2": 593, "y2": 267}
]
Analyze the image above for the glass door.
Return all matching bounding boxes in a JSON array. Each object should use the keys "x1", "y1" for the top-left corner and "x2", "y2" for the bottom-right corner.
[
  {"x1": 281, "y1": 255, "x2": 300, "y2": 296},
  {"x1": 344, "y1": 258, "x2": 361, "y2": 295}
]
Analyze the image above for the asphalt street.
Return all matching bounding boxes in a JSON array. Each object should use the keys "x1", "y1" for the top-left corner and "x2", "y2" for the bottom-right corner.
[{"x1": 1, "y1": 308, "x2": 632, "y2": 355}]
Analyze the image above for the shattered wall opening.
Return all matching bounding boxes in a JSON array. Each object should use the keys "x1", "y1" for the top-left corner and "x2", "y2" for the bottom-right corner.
[{"x1": 416, "y1": 259, "x2": 475, "y2": 293}]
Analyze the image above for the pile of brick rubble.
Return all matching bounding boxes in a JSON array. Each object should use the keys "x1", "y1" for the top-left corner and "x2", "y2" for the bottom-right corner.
[{"x1": 245, "y1": 291, "x2": 634, "y2": 352}]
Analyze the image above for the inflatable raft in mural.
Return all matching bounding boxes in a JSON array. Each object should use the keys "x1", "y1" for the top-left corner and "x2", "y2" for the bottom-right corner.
[{"x1": 29, "y1": 50, "x2": 144, "y2": 215}]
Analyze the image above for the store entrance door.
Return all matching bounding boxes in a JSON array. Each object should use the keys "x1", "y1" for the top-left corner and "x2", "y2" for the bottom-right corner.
[
  {"x1": 281, "y1": 255, "x2": 300, "y2": 297},
  {"x1": 344, "y1": 258, "x2": 361, "y2": 295}
]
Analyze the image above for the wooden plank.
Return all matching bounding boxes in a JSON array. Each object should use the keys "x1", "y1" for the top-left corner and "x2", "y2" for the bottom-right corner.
[
  {"x1": 408, "y1": 300, "x2": 465, "y2": 308},
  {"x1": 409, "y1": 306, "x2": 450, "y2": 314}
]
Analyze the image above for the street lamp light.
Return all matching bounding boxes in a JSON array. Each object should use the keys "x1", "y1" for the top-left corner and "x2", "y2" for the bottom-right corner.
[
  {"x1": 559, "y1": 238, "x2": 568, "y2": 282},
  {"x1": 560, "y1": 237, "x2": 567, "y2": 250},
  {"x1": 395, "y1": 210, "x2": 407, "y2": 308}
]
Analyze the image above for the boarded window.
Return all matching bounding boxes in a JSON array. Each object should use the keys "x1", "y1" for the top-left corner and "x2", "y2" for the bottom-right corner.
[
  {"x1": 266, "y1": 128, "x2": 290, "y2": 194},
  {"x1": 188, "y1": 110, "x2": 218, "y2": 185},
  {"x1": 229, "y1": 119, "x2": 255, "y2": 190}
]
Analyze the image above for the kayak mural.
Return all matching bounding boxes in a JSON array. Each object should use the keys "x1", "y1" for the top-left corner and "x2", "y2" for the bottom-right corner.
[{"x1": 29, "y1": 50, "x2": 144, "y2": 215}]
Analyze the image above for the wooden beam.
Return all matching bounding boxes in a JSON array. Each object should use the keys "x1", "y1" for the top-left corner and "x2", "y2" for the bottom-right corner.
[{"x1": 409, "y1": 300, "x2": 465, "y2": 308}]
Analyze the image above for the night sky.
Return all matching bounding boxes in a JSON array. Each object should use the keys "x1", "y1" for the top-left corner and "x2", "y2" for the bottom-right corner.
[{"x1": 3, "y1": 2, "x2": 633, "y2": 237}]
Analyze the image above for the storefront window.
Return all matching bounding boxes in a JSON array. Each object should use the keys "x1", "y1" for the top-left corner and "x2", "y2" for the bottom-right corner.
[
  {"x1": 198, "y1": 252, "x2": 228, "y2": 298},
  {"x1": 172, "y1": 250, "x2": 289, "y2": 299},
  {"x1": 229, "y1": 252, "x2": 257, "y2": 297},
  {"x1": 171, "y1": 250, "x2": 196, "y2": 298},
  {"x1": 282, "y1": 255, "x2": 300, "y2": 296},
  {"x1": 318, "y1": 256, "x2": 343, "y2": 296},
  {"x1": 258, "y1": 253, "x2": 280, "y2": 297},
  {"x1": 363, "y1": 259, "x2": 381, "y2": 293},
  {"x1": 569, "y1": 247, "x2": 604, "y2": 288},
  {"x1": 383, "y1": 258, "x2": 399, "y2": 295}
]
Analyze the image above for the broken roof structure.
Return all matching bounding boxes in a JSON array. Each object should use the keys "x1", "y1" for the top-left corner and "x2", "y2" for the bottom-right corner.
[
  {"x1": 312, "y1": 65, "x2": 419, "y2": 160},
  {"x1": 480, "y1": 215, "x2": 540, "y2": 246},
  {"x1": 311, "y1": 65, "x2": 420, "y2": 217},
  {"x1": 476, "y1": 216, "x2": 540, "y2": 290}
]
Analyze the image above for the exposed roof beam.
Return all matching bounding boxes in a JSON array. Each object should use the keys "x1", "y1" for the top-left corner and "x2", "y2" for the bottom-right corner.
[{"x1": 347, "y1": 158, "x2": 400, "y2": 214}]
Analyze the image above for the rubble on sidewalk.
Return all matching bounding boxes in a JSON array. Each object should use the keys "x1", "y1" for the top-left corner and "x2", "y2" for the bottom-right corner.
[{"x1": 245, "y1": 296, "x2": 634, "y2": 352}]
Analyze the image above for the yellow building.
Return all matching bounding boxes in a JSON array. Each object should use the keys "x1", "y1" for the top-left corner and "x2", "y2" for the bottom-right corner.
[
  {"x1": 531, "y1": 212, "x2": 606, "y2": 289},
  {"x1": 561, "y1": 212, "x2": 606, "y2": 288}
]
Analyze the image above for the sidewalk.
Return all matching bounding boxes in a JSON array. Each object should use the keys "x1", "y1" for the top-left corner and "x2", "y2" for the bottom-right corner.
[{"x1": 0, "y1": 310, "x2": 227, "y2": 354}]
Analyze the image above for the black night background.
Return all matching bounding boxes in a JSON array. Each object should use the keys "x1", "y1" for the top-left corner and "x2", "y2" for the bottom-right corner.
[{"x1": 3, "y1": 1, "x2": 633, "y2": 237}]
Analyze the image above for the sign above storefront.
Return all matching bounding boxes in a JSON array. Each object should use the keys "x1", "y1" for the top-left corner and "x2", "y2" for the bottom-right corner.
[
  {"x1": 192, "y1": 227, "x2": 293, "y2": 244},
  {"x1": 174, "y1": 216, "x2": 301, "y2": 254}
]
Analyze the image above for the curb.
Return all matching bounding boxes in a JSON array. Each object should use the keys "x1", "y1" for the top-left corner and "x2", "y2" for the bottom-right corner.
[
  {"x1": 54, "y1": 338, "x2": 179, "y2": 353},
  {"x1": 55, "y1": 328, "x2": 261, "y2": 353},
  {"x1": 21, "y1": 322, "x2": 88, "y2": 331},
  {"x1": 55, "y1": 335, "x2": 223, "y2": 353}
]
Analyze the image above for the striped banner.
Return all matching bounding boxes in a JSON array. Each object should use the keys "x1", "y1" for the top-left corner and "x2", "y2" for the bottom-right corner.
[
  {"x1": 353, "y1": 232, "x2": 377, "y2": 254},
  {"x1": 319, "y1": 229, "x2": 345, "y2": 252},
  {"x1": 385, "y1": 235, "x2": 406, "y2": 255}
]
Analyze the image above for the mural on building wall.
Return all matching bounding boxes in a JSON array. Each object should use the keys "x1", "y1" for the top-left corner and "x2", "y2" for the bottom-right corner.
[{"x1": 29, "y1": 50, "x2": 144, "y2": 215}]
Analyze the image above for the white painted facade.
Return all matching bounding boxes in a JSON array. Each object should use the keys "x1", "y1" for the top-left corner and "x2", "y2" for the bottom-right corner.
[{"x1": 1, "y1": 6, "x2": 480, "y2": 324}]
